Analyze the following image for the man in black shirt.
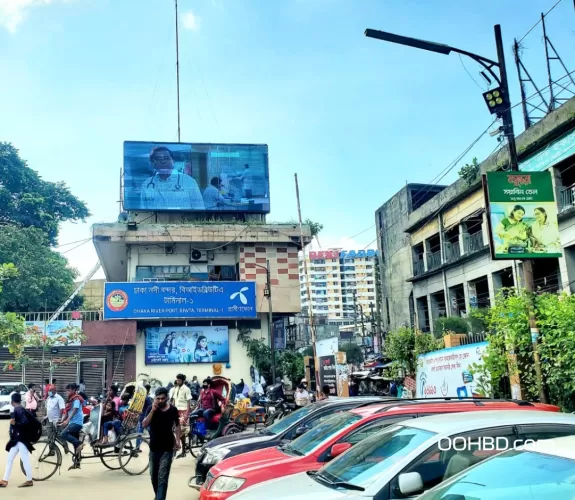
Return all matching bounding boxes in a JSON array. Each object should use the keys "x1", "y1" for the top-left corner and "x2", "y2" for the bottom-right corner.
[{"x1": 142, "y1": 387, "x2": 181, "y2": 500}]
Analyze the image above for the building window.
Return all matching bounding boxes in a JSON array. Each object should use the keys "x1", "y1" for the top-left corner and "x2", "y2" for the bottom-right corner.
[{"x1": 207, "y1": 265, "x2": 237, "y2": 281}]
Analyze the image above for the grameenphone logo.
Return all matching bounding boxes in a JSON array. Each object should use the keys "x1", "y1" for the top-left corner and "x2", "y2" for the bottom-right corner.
[{"x1": 230, "y1": 286, "x2": 250, "y2": 305}]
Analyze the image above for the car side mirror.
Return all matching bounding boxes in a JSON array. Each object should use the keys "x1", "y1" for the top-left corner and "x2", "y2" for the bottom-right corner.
[
  {"x1": 295, "y1": 425, "x2": 309, "y2": 437},
  {"x1": 329, "y1": 442, "x2": 352, "y2": 459},
  {"x1": 398, "y1": 472, "x2": 424, "y2": 496}
]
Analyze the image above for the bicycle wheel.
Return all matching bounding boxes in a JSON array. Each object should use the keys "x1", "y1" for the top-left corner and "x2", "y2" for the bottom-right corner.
[
  {"x1": 22, "y1": 440, "x2": 61, "y2": 481},
  {"x1": 188, "y1": 433, "x2": 203, "y2": 458},
  {"x1": 119, "y1": 433, "x2": 150, "y2": 476}
]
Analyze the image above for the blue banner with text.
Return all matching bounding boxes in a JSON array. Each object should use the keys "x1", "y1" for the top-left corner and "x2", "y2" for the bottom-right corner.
[{"x1": 103, "y1": 281, "x2": 257, "y2": 320}]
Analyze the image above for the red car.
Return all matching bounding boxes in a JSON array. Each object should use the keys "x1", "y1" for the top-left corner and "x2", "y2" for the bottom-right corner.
[{"x1": 199, "y1": 399, "x2": 559, "y2": 499}]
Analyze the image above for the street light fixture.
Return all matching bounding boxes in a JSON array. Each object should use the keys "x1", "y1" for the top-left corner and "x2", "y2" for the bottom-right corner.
[{"x1": 364, "y1": 25, "x2": 518, "y2": 171}]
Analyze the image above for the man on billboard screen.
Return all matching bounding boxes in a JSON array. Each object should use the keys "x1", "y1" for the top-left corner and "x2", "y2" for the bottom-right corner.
[{"x1": 139, "y1": 146, "x2": 204, "y2": 210}]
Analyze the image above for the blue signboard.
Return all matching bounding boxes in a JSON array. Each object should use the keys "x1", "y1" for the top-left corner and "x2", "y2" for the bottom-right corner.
[
  {"x1": 519, "y1": 128, "x2": 575, "y2": 172},
  {"x1": 273, "y1": 319, "x2": 286, "y2": 350},
  {"x1": 103, "y1": 281, "x2": 257, "y2": 320}
]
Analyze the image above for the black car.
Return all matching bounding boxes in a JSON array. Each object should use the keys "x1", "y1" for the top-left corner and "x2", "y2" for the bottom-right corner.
[{"x1": 191, "y1": 396, "x2": 390, "y2": 487}]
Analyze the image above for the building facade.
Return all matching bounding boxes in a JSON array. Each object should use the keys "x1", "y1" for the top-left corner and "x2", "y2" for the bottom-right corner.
[
  {"x1": 376, "y1": 97, "x2": 575, "y2": 335},
  {"x1": 93, "y1": 219, "x2": 311, "y2": 386},
  {"x1": 299, "y1": 248, "x2": 378, "y2": 324}
]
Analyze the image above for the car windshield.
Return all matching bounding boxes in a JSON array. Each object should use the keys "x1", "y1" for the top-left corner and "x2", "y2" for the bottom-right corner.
[
  {"x1": 420, "y1": 449, "x2": 575, "y2": 499},
  {"x1": 285, "y1": 412, "x2": 362, "y2": 456},
  {"x1": 318, "y1": 425, "x2": 435, "y2": 488},
  {"x1": 264, "y1": 404, "x2": 317, "y2": 435},
  {"x1": 0, "y1": 386, "x2": 18, "y2": 396}
]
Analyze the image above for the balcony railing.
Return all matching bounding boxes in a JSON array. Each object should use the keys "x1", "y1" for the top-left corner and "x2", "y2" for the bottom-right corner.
[
  {"x1": 413, "y1": 259, "x2": 425, "y2": 276},
  {"x1": 560, "y1": 184, "x2": 575, "y2": 213},
  {"x1": 444, "y1": 241, "x2": 461, "y2": 264},
  {"x1": 464, "y1": 231, "x2": 484, "y2": 254},
  {"x1": 427, "y1": 250, "x2": 442, "y2": 271}
]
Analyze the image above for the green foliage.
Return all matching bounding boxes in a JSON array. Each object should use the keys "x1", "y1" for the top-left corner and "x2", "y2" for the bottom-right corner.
[
  {"x1": 0, "y1": 225, "x2": 81, "y2": 312},
  {"x1": 279, "y1": 350, "x2": 304, "y2": 389},
  {"x1": 301, "y1": 345, "x2": 314, "y2": 357},
  {"x1": 477, "y1": 289, "x2": 575, "y2": 410},
  {"x1": 386, "y1": 327, "x2": 443, "y2": 375},
  {"x1": 458, "y1": 157, "x2": 480, "y2": 185},
  {"x1": 0, "y1": 142, "x2": 90, "y2": 244},
  {"x1": 303, "y1": 219, "x2": 323, "y2": 238},
  {"x1": 339, "y1": 343, "x2": 364, "y2": 365},
  {"x1": 0, "y1": 263, "x2": 18, "y2": 293},
  {"x1": 433, "y1": 316, "x2": 469, "y2": 338}
]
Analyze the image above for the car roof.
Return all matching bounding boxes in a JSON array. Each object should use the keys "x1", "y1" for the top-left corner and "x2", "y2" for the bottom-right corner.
[
  {"x1": 521, "y1": 435, "x2": 575, "y2": 460},
  {"x1": 403, "y1": 410, "x2": 575, "y2": 434}
]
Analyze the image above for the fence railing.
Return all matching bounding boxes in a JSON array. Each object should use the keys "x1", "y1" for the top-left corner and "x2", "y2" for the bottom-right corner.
[
  {"x1": 458, "y1": 332, "x2": 487, "y2": 345},
  {"x1": 444, "y1": 241, "x2": 461, "y2": 264},
  {"x1": 20, "y1": 311, "x2": 103, "y2": 322},
  {"x1": 559, "y1": 185, "x2": 575, "y2": 213},
  {"x1": 413, "y1": 259, "x2": 425, "y2": 276}
]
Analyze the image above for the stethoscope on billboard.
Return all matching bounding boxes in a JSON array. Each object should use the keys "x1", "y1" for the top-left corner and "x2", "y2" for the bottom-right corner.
[{"x1": 146, "y1": 171, "x2": 183, "y2": 191}]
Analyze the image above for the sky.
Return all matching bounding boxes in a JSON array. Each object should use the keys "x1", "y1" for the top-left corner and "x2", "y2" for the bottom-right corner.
[{"x1": 1, "y1": 0, "x2": 574, "y2": 280}]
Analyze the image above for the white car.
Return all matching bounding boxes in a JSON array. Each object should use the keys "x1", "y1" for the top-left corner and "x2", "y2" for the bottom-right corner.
[
  {"x1": 419, "y1": 434, "x2": 575, "y2": 499},
  {"x1": 230, "y1": 410, "x2": 575, "y2": 499},
  {"x1": 0, "y1": 383, "x2": 28, "y2": 417}
]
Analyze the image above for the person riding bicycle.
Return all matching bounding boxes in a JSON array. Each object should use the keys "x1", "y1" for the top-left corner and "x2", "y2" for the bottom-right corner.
[
  {"x1": 190, "y1": 378, "x2": 225, "y2": 424},
  {"x1": 60, "y1": 383, "x2": 85, "y2": 463}
]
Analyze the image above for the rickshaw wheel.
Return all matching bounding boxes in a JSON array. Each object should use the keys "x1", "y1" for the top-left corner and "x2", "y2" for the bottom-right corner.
[
  {"x1": 222, "y1": 423, "x2": 241, "y2": 436},
  {"x1": 188, "y1": 433, "x2": 203, "y2": 458},
  {"x1": 21, "y1": 440, "x2": 61, "y2": 481},
  {"x1": 99, "y1": 447, "x2": 122, "y2": 470},
  {"x1": 119, "y1": 434, "x2": 150, "y2": 476}
]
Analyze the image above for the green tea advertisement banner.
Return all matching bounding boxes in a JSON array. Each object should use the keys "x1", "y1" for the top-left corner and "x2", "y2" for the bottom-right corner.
[{"x1": 486, "y1": 171, "x2": 561, "y2": 259}]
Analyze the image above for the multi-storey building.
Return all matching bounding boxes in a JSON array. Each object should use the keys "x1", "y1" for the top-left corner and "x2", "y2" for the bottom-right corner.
[
  {"x1": 299, "y1": 248, "x2": 378, "y2": 325},
  {"x1": 376, "y1": 97, "x2": 575, "y2": 335}
]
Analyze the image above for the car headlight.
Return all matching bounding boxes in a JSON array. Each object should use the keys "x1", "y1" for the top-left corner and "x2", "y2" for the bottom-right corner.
[
  {"x1": 209, "y1": 475, "x2": 246, "y2": 492},
  {"x1": 204, "y1": 448, "x2": 230, "y2": 464}
]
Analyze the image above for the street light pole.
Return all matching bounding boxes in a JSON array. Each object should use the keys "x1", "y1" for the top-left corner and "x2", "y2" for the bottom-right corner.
[
  {"x1": 365, "y1": 24, "x2": 547, "y2": 403},
  {"x1": 255, "y1": 261, "x2": 276, "y2": 383}
]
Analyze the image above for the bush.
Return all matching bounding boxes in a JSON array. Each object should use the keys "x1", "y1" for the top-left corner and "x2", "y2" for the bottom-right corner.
[{"x1": 433, "y1": 316, "x2": 469, "y2": 338}]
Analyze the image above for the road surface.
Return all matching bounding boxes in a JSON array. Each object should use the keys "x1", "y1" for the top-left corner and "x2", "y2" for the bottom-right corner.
[{"x1": 0, "y1": 420, "x2": 200, "y2": 499}]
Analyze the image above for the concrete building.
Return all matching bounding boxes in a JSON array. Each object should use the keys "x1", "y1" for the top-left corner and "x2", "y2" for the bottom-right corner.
[
  {"x1": 376, "y1": 97, "x2": 575, "y2": 334},
  {"x1": 299, "y1": 248, "x2": 378, "y2": 323},
  {"x1": 93, "y1": 219, "x2": 311, "y2": 386}
]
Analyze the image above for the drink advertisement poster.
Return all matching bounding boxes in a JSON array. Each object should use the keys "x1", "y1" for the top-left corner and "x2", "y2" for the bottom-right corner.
[
  {"x1": 318, "y1": 355, "x2": 337, "y2": 396},
  {"x1": 416, "y1": 342, "x2": 489, "y2": 399},
  {"x1": 485, "y1": 171, "x2": 561, "y2": 259}
]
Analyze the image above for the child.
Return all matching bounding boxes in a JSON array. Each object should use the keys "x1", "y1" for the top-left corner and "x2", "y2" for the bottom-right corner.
[{"x1": 101, "y1": 401, "x2": 120, "y2": 444}]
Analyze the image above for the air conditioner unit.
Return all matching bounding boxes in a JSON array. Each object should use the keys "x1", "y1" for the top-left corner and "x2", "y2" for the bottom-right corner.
[
  {"x1": 190, "y1": 249, "x2": 208, "y2": 263},
  {"x1": 165, "y1": 245, "x2": 175, "y2": 255}
]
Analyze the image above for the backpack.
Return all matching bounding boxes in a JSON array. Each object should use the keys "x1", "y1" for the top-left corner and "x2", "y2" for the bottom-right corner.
[{"x1": 22, "y1": 410, "x2": 42, "y2": 444}]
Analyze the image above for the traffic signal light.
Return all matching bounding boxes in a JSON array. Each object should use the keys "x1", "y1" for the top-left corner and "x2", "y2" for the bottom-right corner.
[{"x1": 483, "y1": 88, "x2": 507, "y2": 116}]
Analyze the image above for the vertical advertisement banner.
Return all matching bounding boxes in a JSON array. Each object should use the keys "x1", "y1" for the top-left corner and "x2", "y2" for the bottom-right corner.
[
  {"x1": 485, "y1": 171, "x2": 561, "y2": 259},
  {"x1": 318, "y1": 355, "x2": 337, "y2": 396}
]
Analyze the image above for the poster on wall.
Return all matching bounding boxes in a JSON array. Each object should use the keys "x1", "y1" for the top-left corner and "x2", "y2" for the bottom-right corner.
[
  {"x1": 485, "y1": 171, "x2": 561, "y2": 259},
  {"x1": 318, "y1": 355, "x2": 337, "y2": 396},
  {"x1": 25, "y1": 321, "x2": 82, "y2": 347},
  {"x1": 145, "y1": 326, "x2": 229, "y2": 365},
  {"x1": 416, "y1": 342, "x2": 489, "y2": 399}
]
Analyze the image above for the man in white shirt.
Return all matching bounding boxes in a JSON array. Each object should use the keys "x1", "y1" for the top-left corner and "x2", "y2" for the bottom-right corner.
[
  {"x1": 45, "y1": 384, "x2": 65, "y2": 425},
  {"x1": 169, "y1": 374, "x2": 192, "y2": 458},
  {"x1": 203, "y1": 177, "x2": 226, "y2": 209},
  {"x1": 139, "y1": 146, "x2": 205, "y2": 210}
]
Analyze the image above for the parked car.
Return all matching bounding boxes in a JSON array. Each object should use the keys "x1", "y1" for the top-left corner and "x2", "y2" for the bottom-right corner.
[
  {"x1": 227, "y1": 410, "x2": 575, "y2": 500},
  {"x1": 198, "y1": 400, "x2": 561, "y2": 499},
  {"x1": 191, "y1": 396, "x2": 391, "y2": 488},
  {"x1": 419, "y1": 434, "x2": 575, "y2": 499},
  {"x1": 0, "y1": 383, "x2": 27, "y2": 417}
]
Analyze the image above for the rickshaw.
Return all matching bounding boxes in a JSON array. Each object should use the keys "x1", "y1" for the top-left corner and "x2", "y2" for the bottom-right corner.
[
  {"x1": 187, "y1": 376, "x2": 242, "y2": 457},
  {"x1": 24, "y1": 382, "x2": 151, "y2": 480},
  {"x1": 231, "y1": 399, "x2": 267, "y2": 430}
]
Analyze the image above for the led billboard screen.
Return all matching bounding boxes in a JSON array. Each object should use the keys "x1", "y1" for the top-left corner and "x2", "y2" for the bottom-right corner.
[{"x1": 123, "y1": 141, "x2": 270, "y2": 213}]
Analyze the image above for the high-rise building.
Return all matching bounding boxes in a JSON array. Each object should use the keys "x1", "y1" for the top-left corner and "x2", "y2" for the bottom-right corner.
[{"x1": 299, "y1": 248, "x2": 378, "y2": 325}]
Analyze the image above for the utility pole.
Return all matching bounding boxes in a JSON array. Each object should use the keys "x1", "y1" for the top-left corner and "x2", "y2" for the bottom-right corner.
[
  {"x1": 353, "y1": 291, "x2": 358, "y2": 344},
  {"x1": 495, "y1": 26, "x2": 547, "y2": 403},
  {"x1": 174, "y1": 0, "x2": 181, "y2": 142},
  {"x1": 295, "y1": 174, "x2": 319, "y2": 393},
  {"x1": 369, "y1": 302, "x2": 377, "y2": 352},
  {"x1": 265, "y1": 259, "x2": 275, "y2": 382}
]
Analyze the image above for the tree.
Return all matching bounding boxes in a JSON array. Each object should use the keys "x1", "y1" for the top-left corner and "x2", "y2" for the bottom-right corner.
[
  {"x1": 279, "y1": 350, "x2": 304, "y2": 388},
  {"x1": 0, "y1": 225, "x2": 80, "y2": 312},
  {"x1": 0, "y1": 142, "x2": 89, "y2": 244},
  {"x1": 339, "y1": 343, "x2": 364, "y2": 364},
  {"x1": 386, "y1": 327, "x2": 443, "y2": 375}
]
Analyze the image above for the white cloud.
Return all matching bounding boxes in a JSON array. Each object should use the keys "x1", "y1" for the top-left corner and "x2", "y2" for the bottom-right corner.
[
  {"x1": 181, "y1": 10, "x2": 199, "y2": 31},
  {"x1": 0, "y1": 0, "x2": 70, "y2": 33}
]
